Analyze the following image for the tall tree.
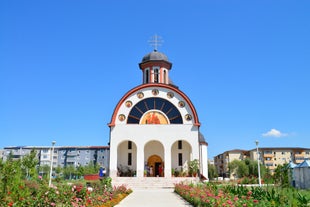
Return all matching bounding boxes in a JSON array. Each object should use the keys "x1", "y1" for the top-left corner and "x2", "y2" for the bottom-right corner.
[
  {"x1": 208, "y1": 162, "x2": 218, "y2": 179},
  {"x1": 21, "y1": 149, "x2": 39, "y2": 179}
]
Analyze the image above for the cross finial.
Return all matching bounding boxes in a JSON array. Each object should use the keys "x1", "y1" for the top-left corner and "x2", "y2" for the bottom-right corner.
[{"x1": 148, "y1": 34, "x2": 163, "y2": 51}]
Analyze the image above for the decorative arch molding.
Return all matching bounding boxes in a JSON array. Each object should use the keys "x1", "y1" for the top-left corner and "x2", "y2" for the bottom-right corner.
[{"x1": 109, "y1": 84, "x2": 200, "y2": 127}]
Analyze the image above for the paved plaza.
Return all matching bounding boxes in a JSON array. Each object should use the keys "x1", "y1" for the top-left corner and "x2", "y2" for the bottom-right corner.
[{"x1": 115, "y1": 188, "x2": 192, "y2": 207}]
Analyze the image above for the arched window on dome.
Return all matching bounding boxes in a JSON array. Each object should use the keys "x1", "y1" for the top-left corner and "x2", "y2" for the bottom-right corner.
[
  {"x1": 153, "y1": 67, "x2": 159, "y2": 83},
  {"x1": 163, "y1": 70, "x2": 167, "y2": 84},
  {"x1": 145, "y1": 68, "x2": 150, "y2": 83}
]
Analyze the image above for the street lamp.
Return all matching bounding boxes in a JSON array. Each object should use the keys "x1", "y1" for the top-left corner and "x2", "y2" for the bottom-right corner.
[
  {"x1": 49, "y1": 141, "x2": 56, "y2": 187},
  {"x1": 255, "y1": 140, "x2": 262, "y2": 187}
]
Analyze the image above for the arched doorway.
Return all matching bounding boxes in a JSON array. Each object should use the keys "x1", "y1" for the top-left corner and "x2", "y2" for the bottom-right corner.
[
  {"x1": 144, "y1": 140, "x2": 164, "y2": 177},
  {"x1": 147, "y1": 155, "x2": 163, "y2": 177}
]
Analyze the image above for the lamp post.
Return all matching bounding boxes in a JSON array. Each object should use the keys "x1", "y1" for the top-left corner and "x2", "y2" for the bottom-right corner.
[
  {"x1": 49, "y1": 141, "x2": 56, "y2": 187},
  {"x1": 255, "y1": 140, "x2": 262, "y2": 187}
]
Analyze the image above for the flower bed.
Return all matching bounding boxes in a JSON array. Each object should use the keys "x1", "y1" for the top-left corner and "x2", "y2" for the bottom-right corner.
[
  {"x1": 1, "y1": 178, "x2": 132, "y2": 207},
  {"x1": 175, "y1": 183, "x2": 310, "y2": 207}
]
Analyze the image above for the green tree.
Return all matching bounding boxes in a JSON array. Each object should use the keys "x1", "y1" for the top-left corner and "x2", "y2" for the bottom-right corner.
[
  {"x1": 229, "y1": 160, "x2": 249, "y2": 178},
  {"x1": 0, "y1": 154, "x2": 23, "y2": 198},
  {"x1": 208, "y1": 162, "x2": 218, "y2": 179},
  {"x1": 83, "y1": 162, "x2": 101, "y2": 175},
  {"x1": 273, "y1": 163, "x2": 289, "y2": 187},
  {"x1": 21, "y1": 149, "x2": 39, "y2": 179},
  {"x1": 63, "y1": 165, "x2": 77, "y2": 179},
  {"x1": 38, "y1": 164, "x2": 50, "y2": 179}
]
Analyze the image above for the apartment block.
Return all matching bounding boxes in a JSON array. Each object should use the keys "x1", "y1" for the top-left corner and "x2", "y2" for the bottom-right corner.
[
  {"x1": 214, "y1": 149, "x2": 248, "y2": 178},
  {"x1": 215, "y1": 147, "x2": 310, "y2": 178},
  {"x1": 57, "y1": 146, "x2": 109, "y2": 168},
  {"x1": 2, "y1": 146, "x2": 110, "y2": 171},
  {"x1": 0, "y1": 149, "x2": 4, "y2": 160}
]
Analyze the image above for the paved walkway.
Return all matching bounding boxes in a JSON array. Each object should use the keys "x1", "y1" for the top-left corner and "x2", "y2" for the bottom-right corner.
[{"x1": 115, "y1": 188, "x2": 192, "y2": 207}]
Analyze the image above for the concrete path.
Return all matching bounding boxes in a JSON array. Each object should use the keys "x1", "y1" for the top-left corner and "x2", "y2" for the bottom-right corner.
[{"x1": 115, "y1": 188, "x2": 192, "y2": 207}]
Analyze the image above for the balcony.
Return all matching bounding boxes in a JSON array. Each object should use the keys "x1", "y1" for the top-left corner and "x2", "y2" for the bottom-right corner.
[
  {"x1": 263, "y1": 154, "x2": 274, "y2": 158},
  {"x1": 264, "y1": 160, "x2": 274, "y2": 165},
  {"x1": 295, "y1": 153, "x2": 304, "y2": 158},
  {"x1": 67, "y1": 151, "x2": 78, "y2": 156},
  {"x1": 66, "y1": 158, "x2": 76, "y2": 162}
]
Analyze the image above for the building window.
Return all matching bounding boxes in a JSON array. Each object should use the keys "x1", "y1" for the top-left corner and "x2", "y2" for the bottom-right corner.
[
  {"x1": 145, "y1": 69, "x2": 149, "y2": 83},
  {"x1": 128, "y1": 153, "x2": 132, "y2": 166},
  {"x1": 128, "y1": 141, "x2": 132, "y2": 149},
  {"x1": 154, "y1": 68, "x2": 159, "y2": 83},
  {"x1": 178, "y1": 153, "x2": 183, "y2": 166},
  {"x1": 178, "y1": 140, "x2": 182, "y2": 149},
  {"x1": 163, "y1": 70, "x2": 167, "y2": 84}
]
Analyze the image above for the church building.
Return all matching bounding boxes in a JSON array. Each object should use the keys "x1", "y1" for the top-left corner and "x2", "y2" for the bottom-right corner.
[{"x1": 108, "y1": 48, "x2": 208, "y2": 179}]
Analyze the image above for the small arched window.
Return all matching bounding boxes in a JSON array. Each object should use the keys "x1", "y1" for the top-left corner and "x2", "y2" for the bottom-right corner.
[
  {"x1": 154, "y1": 68, "x2": 159, "y2": 83},
  {"x1": 145, "y1": 69, "x2": 149, "y2": 83},
  {"x1": 163, "y1": 70, "x2": 167, "y2": 84}
]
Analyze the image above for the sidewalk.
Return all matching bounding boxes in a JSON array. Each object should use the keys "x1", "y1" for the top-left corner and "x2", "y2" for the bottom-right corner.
[{"x1": 115, "y1": 188, "x2": 192, "y2": 207}]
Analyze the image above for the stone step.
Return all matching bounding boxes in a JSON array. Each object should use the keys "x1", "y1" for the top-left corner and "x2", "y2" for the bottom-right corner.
[{"x1": 112, "y1": 177, "x2": 199, "y2": 190}]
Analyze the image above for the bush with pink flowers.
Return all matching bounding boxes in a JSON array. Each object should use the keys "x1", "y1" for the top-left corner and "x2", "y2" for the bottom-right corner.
[
  {"x1": 175, "y1": 182, "x2": 310, "y2": 207},
  {"x1": 0, "y1": 153, "x2": 131, "y2": 206}
]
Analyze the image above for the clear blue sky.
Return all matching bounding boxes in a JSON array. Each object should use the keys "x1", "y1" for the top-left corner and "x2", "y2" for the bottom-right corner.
[{"x1": 1, "y1": 1, "x2": 309, "y2": 159}]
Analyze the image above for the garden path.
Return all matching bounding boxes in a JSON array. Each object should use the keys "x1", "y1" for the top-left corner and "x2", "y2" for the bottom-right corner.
[{"x1": 115, "y1": 188, "x2": 192, "y2": 207}]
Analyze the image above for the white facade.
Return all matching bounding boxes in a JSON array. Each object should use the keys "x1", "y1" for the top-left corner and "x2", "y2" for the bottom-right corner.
[{"x1": 108, "y1": 50, "x2": 208, "y2": 179}]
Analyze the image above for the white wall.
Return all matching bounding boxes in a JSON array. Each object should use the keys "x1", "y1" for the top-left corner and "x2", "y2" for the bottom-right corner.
[{"x1": 109, "y1": 124, "x2": 199, "y2": 178}]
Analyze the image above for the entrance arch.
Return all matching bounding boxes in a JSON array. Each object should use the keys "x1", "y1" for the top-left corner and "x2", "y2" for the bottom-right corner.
[
  {"x1": 144, "y1": 140, "x2": 164, "y2": 177},
  {"x1": 147, "y1": 155, "x2": 163, "y2": 177}
]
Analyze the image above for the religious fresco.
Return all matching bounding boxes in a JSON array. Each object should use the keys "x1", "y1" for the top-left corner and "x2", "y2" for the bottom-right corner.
[
  {"x1": 178, "y1": 101, "x2": 185, "y2": 108},
  {"x1": 125, "y1": 100, "x2": 132, "y2": 108},
  {"x1": 140, "y1": 111, "x2": 169, "y2": 124},
  {"x1": 118, "y1": 114, "x2": 126, "y2": 122},
  {"x1": 137, "y1": 92, "x2": 144, "y2": 99},
  {"x1": 167, "y1": 92, "x2": 174, "y2": 99},
  {"x1": 152, "y1": 89, "x2": 159, "y2": 96}
]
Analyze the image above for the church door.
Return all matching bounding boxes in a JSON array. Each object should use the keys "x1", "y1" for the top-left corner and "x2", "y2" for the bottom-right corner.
[{"x1": 147, "y1": 155, "x2": 163, "y2": 177}]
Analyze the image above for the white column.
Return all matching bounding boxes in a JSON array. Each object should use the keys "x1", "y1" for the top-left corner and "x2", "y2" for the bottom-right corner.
[
  {"x1": 164, "y1": 144, "x2": 172, "y2": 178},
  {"x1": 200, "y1": 144, "x2": 208, "y2": 179},
  {"x1": 109, "y1": 140, "x2": 118, "y2": 178},
  {"x1": 136, "y1": 143, "x2": 144, "y2": 177}
]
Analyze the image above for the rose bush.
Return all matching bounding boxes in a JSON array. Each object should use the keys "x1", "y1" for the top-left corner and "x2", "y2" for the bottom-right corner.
[
  {"x1": 175, "y1": 183, "x2": 310, "y2": 207},
  {"x1": 0, "y1": 151, "x2": 131, "y2": 206},
  {"x1": 1, "y1": 179, "x2": 131, "y2": 207}
]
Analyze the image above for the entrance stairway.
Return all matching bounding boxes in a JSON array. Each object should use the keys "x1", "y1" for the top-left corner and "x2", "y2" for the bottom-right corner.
[{"x1": 112, "y1": 177, "x2": 199, "y2": 190}]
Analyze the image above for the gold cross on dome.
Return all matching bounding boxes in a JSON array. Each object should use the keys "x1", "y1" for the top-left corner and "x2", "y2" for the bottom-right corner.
[{"x1": 148, "y1": 34, "x2": 163, "y2": 51}]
